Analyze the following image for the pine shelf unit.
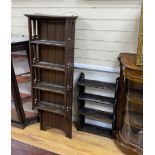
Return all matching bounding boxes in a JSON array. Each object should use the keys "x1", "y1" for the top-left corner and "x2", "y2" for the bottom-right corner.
[{"x1": 25, "y1": 14, "x2": 77, "y2": 138}]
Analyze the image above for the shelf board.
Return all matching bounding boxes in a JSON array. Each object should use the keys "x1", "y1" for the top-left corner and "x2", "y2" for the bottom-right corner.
[
  {"x1": 77, "y1": 79, "x2": 116, "y2": 90},
  {"x1": 78, "y1": 93, "x2": 114, "y2": 105},
  {"x1": 32, "y1": 62, "x2": 65, "y2": 72},
  {"x1": 33, "y1": 82, "x2": 65, "y2": 94},
  {"x1": 34, "y1": 101, "x2": 65, "y2": 115},
  {"x1": 12, "y1": 54, "x2": 27, "y2": 61},
  {"x1": 80, "y1": 123, "x2": 112, "y2": 138},
  {"x1": 16, "y1": 75, "x2": 31, "y2": 83},
  {"x1": 30, "y1": 39, "x2": 66, "y2": 47},
  {"x1": 79, "y1": 107, "x2": 113, "y2": 123},
  {"x1": 20, "y1": 92, "x2": 31, "y2": 101}
]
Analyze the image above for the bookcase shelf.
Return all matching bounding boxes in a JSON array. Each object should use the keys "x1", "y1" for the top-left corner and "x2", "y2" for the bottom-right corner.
[
  {"x1": 35, "y1": 101, "x2": 65, "y2": 116},
  {"x1": 77, "y1": 78, "x2": 116, "y2": 90},
  {"x1": 79, "y1": 107, "x2": 113, "y2": 123},
  {"x1": 25, "y1": 14, "x2": 77, "y2": 138},
  {"x1": 32, "y1": 62, "x2": 65, "y2": 72},
  {"x1": 30, "y1": 39, "x2": 66, "y2": 47},
  {"x1": 33, "y1": 82, "x2": 65, "y2": 94},
  {"x1": 78, "y1": 93, "x2": 115, "y2": 105},
  {"x1": 76, "y1": 72, "x2": 119, "y2": 138}
]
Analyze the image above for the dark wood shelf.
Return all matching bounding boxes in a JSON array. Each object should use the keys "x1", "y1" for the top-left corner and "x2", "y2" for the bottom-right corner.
[
  {"x1": 79, "y1": 107, "x2": 113, "y2": 123},
  {"x1": 35, "y1": 101, "x2": 64, "y2": 115},
  {"x1": 78, "y1": 93, "x2": 114, "y2": 105},
  {"x1": 30, "y1": 39, "x2": 66, "y2": 47},
  {"x1": 76, "y1": 73, "x2": 118, "y2": 138},
  {"x1": 32, "y1": 62, "x2": 65, "y2": 72},
  {"x1": 80, "y1": 123, "x2": 112, "y2": 138},
  {"x1": 77, "y1": 79, "x2": 116, "y2": 90},
  {"x1": 33, "y1": 82, "x2": 65, "y2": 94}
]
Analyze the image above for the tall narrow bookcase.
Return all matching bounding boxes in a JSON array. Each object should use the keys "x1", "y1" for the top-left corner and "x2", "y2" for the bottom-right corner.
[{"x1": 25, "y1": 14, "x2": 77, "y2": 138}]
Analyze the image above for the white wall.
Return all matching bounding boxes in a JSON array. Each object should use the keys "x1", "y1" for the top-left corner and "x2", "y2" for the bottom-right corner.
[
  {"x1": 11, "y1": 0, "x2": 142, "y2": 125},
  {"x1": 11, "y1": 0, "x2": 142, "y2": 70}
]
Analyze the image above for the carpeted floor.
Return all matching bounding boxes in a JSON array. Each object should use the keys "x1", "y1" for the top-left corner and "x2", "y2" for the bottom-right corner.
[{"x1": 11, "y1": 139, "x2": 59, "y2": 155}]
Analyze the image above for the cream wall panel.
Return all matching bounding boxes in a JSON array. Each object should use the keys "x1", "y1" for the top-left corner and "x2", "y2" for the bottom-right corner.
[
  {"x1": 75, "y1": 30, "x2": 138, "y2": 42},
  {"x1": 12, "y1": 17, "x2": 140, "y2": 32},
  {"x1": 11, "y1": 25, "x2": 138, "y2": 43},
  {"x1": 75, "y1": 40, "x2": 137, "y2": 52},
  {"x1": 76, "y1": 19, "x2": 140, "y2": 32},
  {"x1": 11, "y1": 26, "x2": 28, "y2": 35},
  {"x1": 11, "y1": 0, "x2": 141, "y2": 70},
  {"x1": 75, "y1": 49, "x2": 122, "y2": 61},
  {"x1": 12, "y1": 0, "x2": 141, "y2": 8},
  {"x1": 74, "y1": 58, "x2": 119, "y2": 68},
  {"x1": 11, "y1": 7, "x2": 141, "y2": 20}
]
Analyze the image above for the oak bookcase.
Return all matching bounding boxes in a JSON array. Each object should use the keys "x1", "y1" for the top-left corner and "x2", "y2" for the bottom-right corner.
[{"x1": 25, "y1": 14, "x2": 77, "y2": 138}]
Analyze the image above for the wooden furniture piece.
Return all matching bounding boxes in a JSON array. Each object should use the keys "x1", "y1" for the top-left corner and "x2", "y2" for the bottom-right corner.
[
  {"x1": 25, "y1": 14, "x2": 77, "y2": 138},
  {"x1": 11, "y1": 38, "x2": 38, "y2": 128},
  {"x1": 136, "y1": 5, "x2": 143, "y2": 66},
  {"x1": 12, "y1": 139, "x2": 58, "y2": 155},
  {"x1": 115, "y1": 53, "x2": 143, "y2": 155},
  {"x1": 76, "y1": 72, "x2": 119, "y2": 138}
]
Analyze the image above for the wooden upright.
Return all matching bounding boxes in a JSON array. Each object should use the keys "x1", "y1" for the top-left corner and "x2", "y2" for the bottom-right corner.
[
  {"x1": 115, "y1": 53, "x2": 143, "y2": 155},
  {"x1": 25, "y1": 14, "x2": 77, "y2": 138}
]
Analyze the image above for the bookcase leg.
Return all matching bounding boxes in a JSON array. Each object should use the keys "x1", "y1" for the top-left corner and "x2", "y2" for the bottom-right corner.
[
  {"x1": 77, "y1": 99, "x2": 85, "y2": 130},
  {"x1": 39, "y1": 111, "x2": 44, "y2": 131},
  {"x1": 64, "y1": 119, "x2": 72, "y2": 139}
]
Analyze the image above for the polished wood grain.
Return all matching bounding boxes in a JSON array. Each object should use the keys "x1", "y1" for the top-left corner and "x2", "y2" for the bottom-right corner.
[
  {"x1": 115, "y1": 53, "x2": 143, "y2": 155},
  {"x1": 12, "y1": 123, "x2": 124, "y2": 155}
]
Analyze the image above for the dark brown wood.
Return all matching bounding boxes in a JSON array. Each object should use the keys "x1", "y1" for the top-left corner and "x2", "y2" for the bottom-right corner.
[
  {"x1": 77, "y1": 73, "x2": 85, "y2": 130},
  {"x1": 32, "y1": 62, "x2": 65, "y2": 72},
  {"x1": 76, "y1": 72, "x2": 118, "y2": 138},
  {"x1": 11, "y1": 39, "x2": 38, "y2": 128},
  {"x1": 11, "y1": 60, "x2": 26, "y2": 123},
  {"x1": 33, "y1": 82, "x2": 65, "y2": 94},
  {"x1": 79, "y1": 107, "x2": 113, "y2": 123},
  {"x1": 31, "y1": 39, "x2": 66, "y2": 47},
  {"x1": 11, "y1": 139, "x2": 59, "y2": 155},
  {"x1": 77, "y1": 78, "x2": 116, "y2": 90},
  {"x1": 115, "y1": 53, "x2": 143, "y2": 155},
  {"x1": 80, "y1": 123, "x2": 112, "y2": 138},
  {"x1": 35, "y1": 101, "x2": 65, "y2": 115},
  {"x1": 25, "y1": 14, "x2": 78, "y2": 19},
  {"x1": 78, "y1": 93, "x2": 114, "y2": 105},
  {"x1": 25, "y1": 14, "x2": 77, "y2": 138}
]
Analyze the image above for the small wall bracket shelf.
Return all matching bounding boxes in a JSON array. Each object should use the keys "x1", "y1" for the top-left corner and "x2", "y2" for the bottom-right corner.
[
  {"x1": 76, "y1": 72, "x2": 119, "y2": 138},
  {"x1": 25, "y1": 14, "x2": 77, "y2": 138}
]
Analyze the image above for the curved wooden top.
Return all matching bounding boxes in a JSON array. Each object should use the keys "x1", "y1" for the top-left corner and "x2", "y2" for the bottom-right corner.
[
  {"x1": 118, "y1": 53, "x2": 143, "y2": 71},
  {"x1": 118, "y1": 53, "x2": 143, "y2": 83}
]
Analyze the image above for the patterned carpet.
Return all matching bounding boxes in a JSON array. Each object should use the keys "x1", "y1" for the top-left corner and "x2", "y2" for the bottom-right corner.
[{"x1": 11, "y1": 139, "x2": 59, "y2": 155}]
